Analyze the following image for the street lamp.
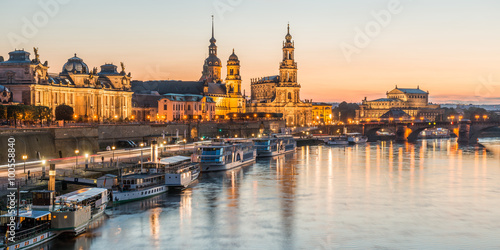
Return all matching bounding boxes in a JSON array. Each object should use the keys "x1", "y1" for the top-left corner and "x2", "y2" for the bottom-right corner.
[
  {"x1": 111, "y1": 146, "x2": 116, "y2": 161},
  {"x1": 85, "y1": 153, "x2": 89, "y2": 169},
  {"x1": 22, "y1": 154, "x2": 27, "y2": 173},
  {"x1": 183, "y1": 139, "x2": 186, "y2": 150},
  {"x1": 483, "y1": 115, "x2": 488, "y2": 120},
  {"x1": 475, "y1": 115, "x2": 480, "y2": 121},
  {"x1": 139, "y1": 143, "x2": 144, "y2": 173},
  {"x1": 75, "y1": 149, "x2": 79, "y2": 168}
]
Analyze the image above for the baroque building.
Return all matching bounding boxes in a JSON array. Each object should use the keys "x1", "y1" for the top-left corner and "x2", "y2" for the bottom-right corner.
[
  {"x1": 132, "y1": 17, "x2": 246, "y2": 120},
  {"x1": 356, "y1": 86, "x2": 444, "y2": 121},
  {"x1": 247, "y1": 25, "x2": 312, "y2": 126},
  {"x1": 0, "y1": 48, "x2": 133, "y2": 120}
]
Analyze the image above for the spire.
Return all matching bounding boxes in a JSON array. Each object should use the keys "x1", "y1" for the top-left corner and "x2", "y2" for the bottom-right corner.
[
  {"x1": 285, "y1": 23, "x2": 292, "y2": 43},
  {"x1": 211, "y1": 15, "x2": 214, "y2": 39}
]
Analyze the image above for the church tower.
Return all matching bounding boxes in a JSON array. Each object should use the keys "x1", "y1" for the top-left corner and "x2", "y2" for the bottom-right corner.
[
  {"x1": 200, "y1": 16, "x2": 222, "y2": 83},
  {"x1": 279, "y1": 24, "x2": 298, "y2": 85},
  {"x1": 225, "y1": 49, "x2": 241, "y2": 96},
  {"x1": 277, "y1": 24, "x2": 300, "y2": 103}
]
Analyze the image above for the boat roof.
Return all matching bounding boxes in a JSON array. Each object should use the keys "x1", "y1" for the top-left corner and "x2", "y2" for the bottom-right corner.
[
  {"x1": 1, "y1": 210, "x2": 50, "y2": 219},
  {"x1": 346, "y1": 133, "x2": 362, "y2": 135},
  {"x1": 122, "y1": 173, "x2": 164, "y2": 180},
  {"x1": 159, "y1": 155, "x2": 191, "y2": 165},
  {"x1": 57, "y1": 188, "x2": 107, "y2": 202}
]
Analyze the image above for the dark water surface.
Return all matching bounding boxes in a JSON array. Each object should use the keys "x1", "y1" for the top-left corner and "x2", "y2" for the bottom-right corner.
[{"x1": 39, "y1": 139, "x2": 500, "y2": 249}]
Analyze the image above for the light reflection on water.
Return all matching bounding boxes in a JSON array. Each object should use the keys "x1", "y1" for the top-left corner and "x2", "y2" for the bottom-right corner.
[{"x1": 39, "y1": 139, "x2": 500, "y2": 249}]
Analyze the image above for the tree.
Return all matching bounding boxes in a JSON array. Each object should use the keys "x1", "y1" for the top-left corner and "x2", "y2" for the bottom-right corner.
[
  {"x1": 55, "y1": 104, "x2": 74, "y2": 121},
  {"x1": 333, "y1": 102, "x2": 359, "y2": 122}
]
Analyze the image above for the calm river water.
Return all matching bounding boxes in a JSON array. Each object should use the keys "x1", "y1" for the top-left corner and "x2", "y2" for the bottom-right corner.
[{"x1": 40, "y1": 139, "x2": 500, "y2": 249}]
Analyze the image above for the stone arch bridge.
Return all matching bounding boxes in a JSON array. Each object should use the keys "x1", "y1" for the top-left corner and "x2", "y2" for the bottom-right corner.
[{"x1": 318, "y1": 121, "x2": 500, "y2": 144}]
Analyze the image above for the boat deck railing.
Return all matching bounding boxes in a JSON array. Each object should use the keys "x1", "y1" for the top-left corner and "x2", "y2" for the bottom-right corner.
[{"x1": 1, "y1": 222, "x2": 51, "y2": 244}]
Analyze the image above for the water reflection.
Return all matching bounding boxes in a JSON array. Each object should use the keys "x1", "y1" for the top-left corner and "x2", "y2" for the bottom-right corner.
[{"x1": 46, "y1": 139, "x2": 500, "y2": 249}]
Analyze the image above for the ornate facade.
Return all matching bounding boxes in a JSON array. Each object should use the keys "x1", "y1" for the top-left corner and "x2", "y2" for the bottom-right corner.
[
  {"x1": 0, "y1": 49, "x2": 133, "y2": 121},
  {"x1": 199, "y1": 17, "x2": 246, "y2": 116},
  {"x1": 247, "y1": 25, "x2": 312, "y2": 127},
  {"x1": 356, "y1": 86, "x2": 443, "y2": 121}
]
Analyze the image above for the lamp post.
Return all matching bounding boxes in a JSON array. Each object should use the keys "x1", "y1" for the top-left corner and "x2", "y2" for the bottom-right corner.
[
  {"x1": 111, "y1": 146, "x2": 116, "y2": 161},
  {"x1": 140, "y1": 143, "x2": 144, "y2": 173},
  {"x1": 85, "y1": 153, "x2": 89, "y2": 169},
  {"x1": 183, "y1": 139, "x2": 186, "y2": 150},
  {"x1": 22, "y1": 154, "x2": 27, "y2": 173},
  {"x1": 75, "y1": 149, "x2": 79, "y2": 169}
]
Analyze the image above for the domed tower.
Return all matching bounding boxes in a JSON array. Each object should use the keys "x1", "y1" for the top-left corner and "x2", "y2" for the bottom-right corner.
[
  {"x1": 225, "y1": 49, "x2": 241, "y2": 95},
  {"x1": 200, "y1": 16, "x2": 222, "y2": 83},
  {"x1": 61, "y1": 54, "x2": 89, "y2": 74}
]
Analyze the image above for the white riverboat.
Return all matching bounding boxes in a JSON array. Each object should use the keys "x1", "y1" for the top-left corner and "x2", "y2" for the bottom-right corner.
[
  {"x1": 162, "y1": 156, "x2": 201, "y2": 189},
  {"x1": 326, "y1": 136, "x2": 349, "y2": 146},
  {"x1": 194, "y1": 138, "x2": 256, "y2": 172},
  {"x1": 111, "y1": 173, "x2": 167, "y2": 204},
  {"x1": 51, "y1": 188, "x2": 109, "y2": 235},
  {"x1": 253, "y1": 134, "x2": 296, "y2": 157},
  {"x1": 347, "y1": 133, "x2": 368, "y2": 144},
  {"x1": 0, "y1": 210, "x2": 57, "y2": 250}
]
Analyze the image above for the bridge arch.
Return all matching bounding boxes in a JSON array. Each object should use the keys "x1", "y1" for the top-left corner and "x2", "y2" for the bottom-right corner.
[{"x1": 469, "y1": 125, "x2": 499, "y2": 143}]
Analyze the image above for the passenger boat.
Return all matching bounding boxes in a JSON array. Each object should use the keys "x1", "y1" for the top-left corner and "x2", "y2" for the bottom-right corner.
[
  {"x1": 346, "y1": 133, "x2": 368, "y2": 144},
  {"x1": 111, "y1": 173, "x2": 167, "y2": 204},
  {"x1": 50, "y1": 188, "x2": 108, "y2": 235},
  {"x1": 253, "y1": 134, "x2": 296, "y2": 157},
  {"x1": 326, "y1": 136, "x2": 349, "y2": 145},
  {"x1": 193, "y1": 138, "x2": 256, "y2": 172},
  {"x1": 0, "y1": 209, "x2": 57, "y2": 250},
  {"x1": 162, "y1": 156, "x2": 201, "y2": 188}
]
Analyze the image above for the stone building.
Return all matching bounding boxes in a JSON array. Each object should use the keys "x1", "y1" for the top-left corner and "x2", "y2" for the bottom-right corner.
[
  {"x1": 356, "y1": 86, "x2": 444, "y2": 121},
  {"x1": 0, "y1": 48, "x2": 133, "y2": 121},
  {"x1": 247, "y1": 25, "x2": 312, "y2": 127},
  {"x1": 157, "y1": 94, "x2": 215, "y2": 121},
  {"x1": 132, "y1": 17, "x2": 246, "y2": 118},
  {"x1": 312, "y1": 103, "x2": 333, "y2": 124}
]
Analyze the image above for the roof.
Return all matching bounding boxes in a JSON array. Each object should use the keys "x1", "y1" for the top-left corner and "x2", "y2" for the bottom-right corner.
[
  {"x1": 57, "y1": 188, "x2": 107, "y2": 203},
  {"x1": 380, "y1": 109, "x2": 411, "y2": 119},
  {"x1": 371, "y1": 98, "x2": 401, "y2": 102},
  {"x1": 0, "y1": 210, "x2": 51, "y2": 219},
  {"x1": 208, "y1": 82, "x2": 226, "y2": 95},
  {"x1": 97, "y1": 174, "x2": 117, "y2": 179},
  {"x1": 161, "y1": 94, "x2": 214, "y2": 103},
  {"x1": 121, "y1": 173, "x2": 164, "y2": 180},
  {"x1": 390, "y1": 88, "x2": 427, "y2": 94},
  {"x1": 132, "y1": 80, "x2": 204, "y2": 95},
  {"x1": 253, "y1": 75, "x2": 279, "y2": 83},
  {"x1": 159, "y1": 155, "x2": 191, "y2": 165}
]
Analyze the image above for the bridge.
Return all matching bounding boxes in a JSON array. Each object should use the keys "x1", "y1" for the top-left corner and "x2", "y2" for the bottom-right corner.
[{"x1": 317, "y1": 121, "x2": 500, "y2": 144}]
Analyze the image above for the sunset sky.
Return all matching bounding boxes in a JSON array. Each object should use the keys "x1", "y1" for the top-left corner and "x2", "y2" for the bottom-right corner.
[{"x1": 1, "y1": 0, "x2": 500, "y2": 104}]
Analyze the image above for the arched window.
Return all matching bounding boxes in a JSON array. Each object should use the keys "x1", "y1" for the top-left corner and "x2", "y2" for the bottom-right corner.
[
  {"x1": 288, "y1": 92, "x2": 292, "y2": 100},
  {"x1": 230, "y1": 69, "x2": 234, "y2": 75},
  {"x1": 187, "y1": 105, "x2": 191, "y2": 111}
]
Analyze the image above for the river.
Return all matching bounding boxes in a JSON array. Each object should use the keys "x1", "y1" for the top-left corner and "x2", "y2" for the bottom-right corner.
[{"x1": 38, "y1": 139, "x2": 500, "y2": 249}]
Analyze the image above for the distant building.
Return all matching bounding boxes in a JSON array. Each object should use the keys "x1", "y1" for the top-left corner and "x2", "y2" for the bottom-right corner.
[
  {"x1": 0, "y1": 49, "x2": 133, "y2": 120},
  {"x1": 247, "y1": 25, "x2": 312, "y2": 127},
  {"x1": 132, "y1": 17, "x2": 245, "y2": 118},
  {"x1": 157, "y1": 94, "x2": 215, "y2": 121},
  {"x1": 312, "y1": 103, "x2": 333, "y2": 124},
  {"x1": 356, "y1": 86, "x2": 443, "y2": 121}
]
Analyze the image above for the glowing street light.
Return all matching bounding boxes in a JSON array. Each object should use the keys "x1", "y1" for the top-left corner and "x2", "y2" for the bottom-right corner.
[
  {"x1": 111, "y1": 146, "x2": 116, "y2": 161},
  {"x1": 139, "y1": 142, "x2": 144, "y2": 173},
  {"x1": 22, "y1": 154, "x2": 27, "y2": 173},
  {"x1": 75, "y1": 149, "x2": 79, "y2": 169}
]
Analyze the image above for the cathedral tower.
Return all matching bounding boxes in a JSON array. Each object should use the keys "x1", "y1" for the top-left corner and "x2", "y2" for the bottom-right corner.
[
  {"x1": 225, "y1": 49, "x2": 241, "y2": 96},
  {"x1": 279, "y1": 24, "x2": 298, "y2": 85},
  {"x1": 200, "y1": 16, "x2": 222, "y2": 83}
]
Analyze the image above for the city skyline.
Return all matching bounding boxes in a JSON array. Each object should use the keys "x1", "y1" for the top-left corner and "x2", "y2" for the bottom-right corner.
[{"x1": 2, "y1": 0, "x2": 500, "y2": 104}]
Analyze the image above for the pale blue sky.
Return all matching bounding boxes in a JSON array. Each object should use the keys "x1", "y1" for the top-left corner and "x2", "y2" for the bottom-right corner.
[{"x1": 1, "y1": 0, "x2": 500, "y2": 103}]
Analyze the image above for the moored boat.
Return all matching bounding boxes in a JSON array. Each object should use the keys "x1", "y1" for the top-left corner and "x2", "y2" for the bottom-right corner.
[
  {"x1": 326, "y1": 136, "x2": 349, "y2": 145},
  {"x1": 162, "y1": 156, "x2": 201, "y2": 188},
  {"x1": 253, "y1": 134, "x2": 296, "y2": 157},
  {"x1": 194, "y1": 138, "x2": 256, "y2": 172},
  {"x1": 346, "y1": 133, "x2": 368, "y2": 144}
]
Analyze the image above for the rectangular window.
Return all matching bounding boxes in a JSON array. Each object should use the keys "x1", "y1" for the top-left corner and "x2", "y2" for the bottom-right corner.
[{"x1": 164, "y1": 104, "x2": 167, "y2": 110}]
